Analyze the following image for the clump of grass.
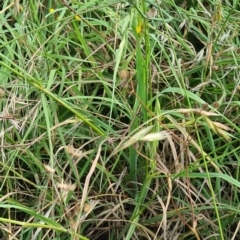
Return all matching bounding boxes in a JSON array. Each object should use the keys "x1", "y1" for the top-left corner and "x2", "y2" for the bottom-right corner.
[{"x1": 0, "y1": 0, "x2": 240, "y2": 239}]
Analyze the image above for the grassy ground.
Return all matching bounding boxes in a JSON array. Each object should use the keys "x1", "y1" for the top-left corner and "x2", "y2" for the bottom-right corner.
[{"x1": 0, "y1": 0, "x2": 240, "y2": 239}]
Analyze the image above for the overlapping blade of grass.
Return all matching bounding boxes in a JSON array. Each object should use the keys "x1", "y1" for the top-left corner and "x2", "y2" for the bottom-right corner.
[{"x1": 1, "y1": 0, "x2": 240, "y2": 239}]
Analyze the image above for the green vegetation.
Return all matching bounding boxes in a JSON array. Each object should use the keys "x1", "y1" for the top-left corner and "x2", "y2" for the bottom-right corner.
[{"x1": 1, "y1": 0, "x2": 240, "y2": 239}]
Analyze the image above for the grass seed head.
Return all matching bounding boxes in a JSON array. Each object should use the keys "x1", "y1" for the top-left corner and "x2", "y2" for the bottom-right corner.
[
  {"x1": 43, "y1": 164, "x2": 55, "y2": 174},
  {"x1": 0, "y1": 88, "x2": 5, "y2": 97}
]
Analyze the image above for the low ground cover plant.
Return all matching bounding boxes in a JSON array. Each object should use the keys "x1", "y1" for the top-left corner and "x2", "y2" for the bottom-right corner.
[{"x1": 0, "y1": 0, "x2": 240, "y2": 239}]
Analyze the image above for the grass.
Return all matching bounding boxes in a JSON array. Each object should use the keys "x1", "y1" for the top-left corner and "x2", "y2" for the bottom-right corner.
[{"x1": 0, "y1": 0, "x2": 240, "y2": 239}]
